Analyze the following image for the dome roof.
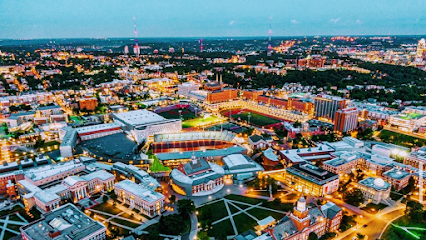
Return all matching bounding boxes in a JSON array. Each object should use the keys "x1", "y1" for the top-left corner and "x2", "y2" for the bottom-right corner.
[{"x1": 374, "y1": 178, "x2": 385, "y2": 187}]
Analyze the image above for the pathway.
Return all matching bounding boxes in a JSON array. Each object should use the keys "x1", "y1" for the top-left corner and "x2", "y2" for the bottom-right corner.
[
  {"x1": 89, "y1": 209, "x2": 142, "y2": 224},
  {"x1": 223, "y1": 198, "x2": 238, "y2": 236},
  {"x1": 188, "y1": 212, "x2": 199, "y2": 240}
]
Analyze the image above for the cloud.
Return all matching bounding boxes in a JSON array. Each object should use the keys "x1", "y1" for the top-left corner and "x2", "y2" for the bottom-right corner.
[
  {"x1": 330, "y1": 18, "x2": 341, "y2": 24},
  {"x1": 229, "y1": 20, "x2": 235, "y2": 26},
  {"x1": 356, "y1": 19, "x2": 362, "y2": 24},
  {"x1": 290, "y1": 19, "x2": 299, "y2": 24}
]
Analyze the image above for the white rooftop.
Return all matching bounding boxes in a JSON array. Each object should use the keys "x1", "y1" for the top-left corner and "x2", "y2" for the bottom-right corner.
[
  {"x1": 81, "y1": 170, "x2": 114, "y2": 181},
  {"x1": 113, "y1": 110, "x2": 167, "y2": 126},
  {"x1": 24, "y1": 161, "x2": 84, "y2": 182},
  {"x1": 76, "y1": 123, "x2": 122, "y2": 135},
  {"x1": 114, "y1": 179, "x2": 164, "y2": 203}
]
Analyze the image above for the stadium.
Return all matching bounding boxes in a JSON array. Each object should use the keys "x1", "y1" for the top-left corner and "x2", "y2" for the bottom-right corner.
[
  {"x1": 151, "y1": 131, "x2": 246, "y2": 168},
  {"x1": 154, "y1": 103, "x2": 201, "y2": 120}
]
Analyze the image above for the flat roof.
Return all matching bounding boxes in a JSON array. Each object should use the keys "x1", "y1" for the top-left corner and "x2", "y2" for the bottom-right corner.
[
  {"x1": 156, "y1": 145, "x2": 246, "y2": 161},
  {"x1": 21, "y1": 203, "x2": 106, "y2": 240},
  {"x1": 114, "y1": 179, "x2": 164, "y2": 203},
  {"x1": 383, "y1": 168, "x2": 410, "y2": 180},
  {"x1": 113, "y1": 110, "x2": 167, "y2": 126},
  {"x1": 286, "y1": 163, "x2": 338, "y2": 185},
  {"x1": 76, "y1": 123, "x2": 122, "y2": 135},
  {"x1": 24, "y1": 160, "x2": 84, "y2": 182}
]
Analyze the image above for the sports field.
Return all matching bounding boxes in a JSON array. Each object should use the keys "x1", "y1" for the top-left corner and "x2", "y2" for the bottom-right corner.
[
  {"x1": 381, "y1": 215, "x2": 426, "y2": 240},
  {"x1": 229, "y1": 111, "x2": 281, "y2": 127},
  {"x1": 157, "y1": 108, "x2": 196, "y2": 120},
  {"x1": 182, "y1": 115, "x2": 223, "y2": 129}
]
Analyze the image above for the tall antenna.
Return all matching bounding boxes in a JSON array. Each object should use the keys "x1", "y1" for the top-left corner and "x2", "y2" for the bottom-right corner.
[
  {"x1": 133, "y1": 16, "x2": 140, "y2": 56},
  {"x1": 200, "y1": 39, "x2": 204, "y2": 52},
  {"x1": 267, "y1": 17, "x2": 272, "y2": 57}
]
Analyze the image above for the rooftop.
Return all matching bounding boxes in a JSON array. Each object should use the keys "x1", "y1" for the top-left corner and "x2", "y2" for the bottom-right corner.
[
  {"x1": 286, "y1": 163, "x2": 338, "y2": 185},
  {"x1": 383, "y1": 168, "x2": 410, "y2": 180},
  {"x1": 21, "y1": 203, "x2": 106, "y2": 240},
  {"x1": 24, "y1": 160, "x2": 84, "y2": 182},
  {"x1": 113, "y1": 109, "x2": 167, "y2": 126},
  {"x1": 155, "y1": 145, "x2": 246, "y2": 161},
  {"x1": 114, "y1": 179, "x2": 164, "y2": 203},
  {"x1": 358, "y1": 177, "x2": 390, "y2": 191}
]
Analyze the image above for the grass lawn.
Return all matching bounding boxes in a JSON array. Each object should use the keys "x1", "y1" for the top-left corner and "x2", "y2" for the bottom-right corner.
[
  {"x1": 158, "y1": 108, "x2": 196, "y2": 120},
  {"x1": 207, "y1": 219, "x2": 235, "y2": 238},
  {"x1": 149, "y1": 157, "x2": 170, "y2": 172},
  {"x1": 381, "y1": 215, "x2": 426, "y2": 240},
  {"x1": 110, "y1": 217, "x2": 141, "y2": 229},
  {"x1": 233, "y1": 212, "x2": 258, "y2": 233},
  {"x1": 225, "y1": 194, "x2": 264, "y2": 205},
  {"x1": 182, "y1": 115, "x2": 222, "y2": 128},
  {"x1": 361, "y1": 203, "x2": 388, "y2": 214},
  {"x1": 92, "y1": 202, "x2": 122, "y2": 215},
  {"x1": 231, "y1": 111, "x2": 281, "y2": 127},
  {"x1": 378, "y1": 130, "x2": 426, "y2": 148},
  {"x1": 246, "y1": 208, "x2": 286, "y2": 221},
  {"x1": 228, "y1": 204, "x2": 240, "y2": 215},
  {"x1": 198, "y1": 200, "x2": 229, "y2": 222},
  {"x1": 0, "y1": 205, "x2": 22, "y2": 217}
]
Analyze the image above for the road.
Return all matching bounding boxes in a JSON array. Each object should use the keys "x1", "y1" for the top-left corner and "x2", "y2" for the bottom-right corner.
[{"x1": 334, "y1": 204, "x2": 406, "y2": 240}]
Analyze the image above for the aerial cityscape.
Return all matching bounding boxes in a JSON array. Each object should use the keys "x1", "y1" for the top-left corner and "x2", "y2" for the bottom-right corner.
[{"x1": 1, "y1": 1, "x2": 426, "y2": 240}]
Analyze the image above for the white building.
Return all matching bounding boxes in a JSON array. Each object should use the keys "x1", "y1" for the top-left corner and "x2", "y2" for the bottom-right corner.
[
  {"x1": 356, "y1": 177, "x2": 391, "y2": 205},
  {"x1": 178, "y1": 82, "x2": 199, "y2": 96},
  {"x1": 114, "y1": 179, "x2": 165, "y2": 217},
  {"x1": 21, "y1": 203, "x2": 107, "y2": 240},
  {"x1": 113, "y1": 110, "x2": 181, "y2": 143}
]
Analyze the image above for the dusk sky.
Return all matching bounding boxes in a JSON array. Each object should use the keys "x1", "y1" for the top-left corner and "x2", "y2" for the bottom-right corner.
[{"x1": 1, "y1": 0, "x2": 425, "y2": 39}]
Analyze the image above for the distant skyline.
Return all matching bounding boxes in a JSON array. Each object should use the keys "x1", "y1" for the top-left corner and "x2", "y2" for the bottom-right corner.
[{"x1": 1, "y1": 0, "x2": 426, "y2": 39}]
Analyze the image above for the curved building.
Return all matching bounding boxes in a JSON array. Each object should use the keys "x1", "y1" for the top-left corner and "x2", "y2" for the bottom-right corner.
[{"x1": 170, "y1": 154, "x2": 225, "y2": 196}]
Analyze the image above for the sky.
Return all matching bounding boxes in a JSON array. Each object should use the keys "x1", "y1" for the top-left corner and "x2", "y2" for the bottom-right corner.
[{"x1": 1, "y1": 0, "x2": 426, "y2": 39}]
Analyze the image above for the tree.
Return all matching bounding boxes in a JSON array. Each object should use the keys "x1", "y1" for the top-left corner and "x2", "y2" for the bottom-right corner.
[
  {"x1": 169, "y1": 194, "x2": 176, "y2": 204},
  {"x1": 177, "y1": 199, "x2": 195, "y2": 216},
  {"x1": 405, "y1": 200, "x2": 424, "y2": 222},
  {"x1": 356, "y1": 233, "x2": 365, "y2": 239},
  {"x1": 343, "y1": 189, "x2": 365, "y2": 207},
  {"x1": 308, "y1": 232, "x2": 318, "y2": 240},
  {"x1": 197, "y1": 231, "x2": 210, "y2": 240},
  {"x1": 158, "y1": 214, "x2": 187, "y2": 235}
]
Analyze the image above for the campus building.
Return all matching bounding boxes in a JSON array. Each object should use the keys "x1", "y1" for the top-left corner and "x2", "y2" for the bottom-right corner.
[
  {"x1": 114, "y1": 179, "x2": 165, "y2": 218},
  {"x1": 322, "y1": 152, "x2": 361, "y2": 175},
  {"x1": 20, "y1": 203, "x2": 107, "y2": 240},
  {"x1": 314, "y1": 95, "x2": 347, "y2": 121},
  {"x1": 281, "y1": 163, "x2": 339, "y2": 197},
  {"x1": 389, "y1": 112, "x2": 426, "y2": 132},
  {"x1": 75, "y1": 123, "x2": 123, "y2": 141},
  {"x1": 170, "y1": 154, "x2": 225, "y2": 196},
  {"x1": 266, "y1": 197, "x2": 342, "y2": 240},
  {"x1": 382, "y1": 168, "x2": 411, "y2": 191},
  {"x1": 356, "y1": 177, "x2": 391, "y2": 205},
  {"x1": 16, "y1": 160, "x2": 114, "y2": 213},
  {"x1": 333, "y1": 108, "x2": 358, "y2": 133},
  {"x1": 206, "y1": 89, "x2": 238, "y2": 104},
  {"x1": 221, "y1": 154, "x2": 264, "y2": 182},
  {"x1": 113, "y1": 109, "x2": 182, "y2": 143}
]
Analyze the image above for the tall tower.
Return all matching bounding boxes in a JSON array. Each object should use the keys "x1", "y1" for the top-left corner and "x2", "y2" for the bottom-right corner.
[
  {"x1": 124, "y1": 45, "x2": 129, "y2": 54},
  {"x1": 267, "y1": 18, "x2": 272, "y2": 56},
  {"x1": 200, "y1": 39, "x2": 204, "y2": 52},
  {"x1": 133, "y1": 17, "x2": 140, "y2": 56}
]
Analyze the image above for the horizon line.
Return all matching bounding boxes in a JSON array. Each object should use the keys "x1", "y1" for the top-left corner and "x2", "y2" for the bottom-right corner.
[{"x1": 1, "y1": 34, "x2": 426, "y2": 41}]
